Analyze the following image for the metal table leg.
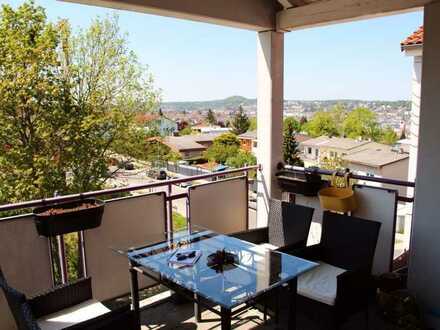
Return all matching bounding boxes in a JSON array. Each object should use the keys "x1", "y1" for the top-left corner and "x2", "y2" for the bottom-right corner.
[
  {"x1": 194, "y1": 293, "x2": 201, "y2": 322},
  {"x1": 288, "y1": 277, "x2": 298, "y2": 330},
  {"x1": 221, "y1": 307, "x2": 232, "y2": 330},
  {"x1": 129, "y1": 263, "x2": 141, "y2": 328}
]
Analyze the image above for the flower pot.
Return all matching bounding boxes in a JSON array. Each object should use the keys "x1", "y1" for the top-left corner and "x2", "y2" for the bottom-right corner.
[
  {"x1": 318, "y1": 173, "x2": 357, "y2": 213},
  {"x1": 33, "y1": 198, "x2": 105, "y2": 237},
  {"x1": 276, "y1": 169, "x2": 326, "y2": 196}
]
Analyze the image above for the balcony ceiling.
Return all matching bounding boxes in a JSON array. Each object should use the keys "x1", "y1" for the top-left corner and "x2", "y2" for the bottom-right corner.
[{"x1": 61, "y1": 0, "x2": 429, "y2": 31}]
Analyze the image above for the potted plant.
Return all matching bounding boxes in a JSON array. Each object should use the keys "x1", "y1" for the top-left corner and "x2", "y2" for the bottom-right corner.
[
  {"x1": 276, "y1": 166, "x2": 326, "y2": 197},
  {"x1": 33, "y1": 198, "x2": 105, "y2": 237}
]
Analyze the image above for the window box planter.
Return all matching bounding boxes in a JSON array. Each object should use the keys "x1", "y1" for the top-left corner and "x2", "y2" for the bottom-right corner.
[
  {"x1": 276, "y1": 169, "x2": 326, "y2": 197},
  {"x1": 33, "y1": 198, "x2": 105, "y2": 237}
]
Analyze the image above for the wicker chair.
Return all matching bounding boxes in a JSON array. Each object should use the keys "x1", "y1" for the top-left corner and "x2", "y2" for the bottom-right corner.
[
  {"x1": 231, "y1": 199, "x2": 314, "y2": 251},
  {"x1": 287, "y1": 211, "x2": 381, "y2": 330},
  {"x1": 0, "y1": 267, "x2": 139, "y2": 330}
]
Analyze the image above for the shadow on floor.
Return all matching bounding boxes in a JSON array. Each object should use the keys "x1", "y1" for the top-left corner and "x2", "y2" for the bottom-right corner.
[{"x1": 139, "y1": 295, "x2": 392, "y2": 330}]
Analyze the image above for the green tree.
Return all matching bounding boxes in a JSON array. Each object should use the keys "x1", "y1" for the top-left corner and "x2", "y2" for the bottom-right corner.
[
  {"x1": 179, "y1": 126, "x2": 193, "y2": 136},
  {"x1": 230, "y1": 106, "x2": 250, "y2": 135},
  {"x1": 226, "y1": 150, "x2": 256, "y2": 168},
  {"x1": 0, "y1": 2, "x2": 66, "y2": 203},
  {"x1": 304, "y1": 111, "x2": 339, "y2": 137},
  {"x1": 381, "y1": 127, "x2": 398, "y2": 145},
  {"x1": 204, "y1": 133, "x2": 240, "y2": 164},
  {"x1": 249, "y1": 117, "x2": 257, "y2": 131},
  {"x1": 283, "y1": 119, "x2": 304, "y2": 166},
  {"x1": 283, "y1": 117, "x2": 301, "y2": 132},
  {"x1": 299, "y1": 116, "x2": 308, "y2": 128},
  {"x1": 206, "y1": 109, "x2": 217, "y2": 125},
  {"x1": 0, "y1": 3, "x2": 160, "y2": 204},
  {"x1": 330, "y1": 104, "x2": 347, "y2": 136},
  {"x1": 342, "y1": 107, "x2": 381, "y2": 141}
]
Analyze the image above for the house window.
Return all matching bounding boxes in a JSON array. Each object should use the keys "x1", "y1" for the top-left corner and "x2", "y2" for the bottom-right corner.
[
  {"x1": 307, "y1": 147, "x2": 312, "y2": 154},
  {"x1": 253, "y1": 141, "x2": 258, "y2": 148},
  {"x1": 315, "y1": 149, "x2": 319, "y2": 157}
]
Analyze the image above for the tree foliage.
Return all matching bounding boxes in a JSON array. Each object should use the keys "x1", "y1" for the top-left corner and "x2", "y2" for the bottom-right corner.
[
  {"x1": 381, "y1": 126, "x2": 398, "y2": 145},
  {"x1": 179, "y1": 126, "x2": 193, "y2": 136},
  {"x1": 230, "y1": 106, "x2": 250, "y2": 135},
  {"x1": 283, "y1": 119, "x2": 303, "y2": 166},
  {"x1": 304, "y1": 105, "x2": 392, "y2": 143},
  {"x1": 248, "y1": 117, "x2": 257, "y2": 131},
  {"x1": 226, "y1": 150, "x2": 256, "y2": 168},
  {"x1": 283, "y1": 117, "x2": 301, "y2": 133},
  {"x1": 342, "y1": 107, "x2": 381, "y2": 141},
  {"x1": 0, "y1": 2, "x2": 160, "y2": 204},
  {"x1": 206, "y1": 109, "x2": 217, "y2": 125},
  {"x1": 304, "y1": 111, "x2": 339, "y2": 137},
  {"x1": 204, "y1": 133, "x2": 240, "y2": 164}
]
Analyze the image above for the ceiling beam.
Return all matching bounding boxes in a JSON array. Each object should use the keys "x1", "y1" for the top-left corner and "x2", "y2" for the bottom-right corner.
[
  {"x1": 277, "y1": 0, "x2": 429, "y2": 31},
  {"x1": 60, "y1": 0, "x2": 277, "y2": 31}
]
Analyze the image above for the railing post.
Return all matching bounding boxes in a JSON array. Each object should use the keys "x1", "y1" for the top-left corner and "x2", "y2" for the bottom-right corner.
[
  {"x1": 167, "y1": 183, "x2": 173, "y2": 233},
  {"x1": 57, "y1": 235, "x2": 68, "y2": 284},
  {"x1": 78, "y1": 231, "x2": 87, "y2": 277}
]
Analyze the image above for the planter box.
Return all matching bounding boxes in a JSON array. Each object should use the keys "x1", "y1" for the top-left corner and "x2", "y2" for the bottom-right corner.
[
  {"x1": 33, "y1": 199, "x2": 105, "y2": 237},
  {"x1": 276, "y1": 170, "x2": 326, "y2": 197}
]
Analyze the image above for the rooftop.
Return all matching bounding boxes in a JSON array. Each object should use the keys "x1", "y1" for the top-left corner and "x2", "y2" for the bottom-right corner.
[
  {"x1": 302, "y1": 136, "x2": 371, "y2": 150},
  {"x1": 401, "y1": 26, "x2": 424, "y2": 50},
  {"x1": 342, "y1": 144, "x2": 409, "y2": 168},
  {"x1": 164, "y1": 133, "x2": 223, "y2": 151},
  {"x1": 239, "y1": 131, "x2": 257, "y2": 140}
]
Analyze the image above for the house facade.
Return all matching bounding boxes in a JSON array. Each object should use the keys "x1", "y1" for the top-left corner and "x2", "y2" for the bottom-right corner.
[
  {"x1": 163, "y1": 133, "x2": 222, "y2": 160},
  {"x1": 238, "y1": 131, "x2": 258, "y2": 154},
  {"x1": 136, "y1": 113, "x2": 178, "y2": 136},
  {"x1": 301, "y1": 136, "x2": 372, "y2": 167}
]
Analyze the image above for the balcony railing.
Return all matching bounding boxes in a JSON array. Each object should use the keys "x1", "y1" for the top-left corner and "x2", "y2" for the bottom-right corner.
[{"x1": 0, "y1": 164, "x2": 415, "y2": 330}]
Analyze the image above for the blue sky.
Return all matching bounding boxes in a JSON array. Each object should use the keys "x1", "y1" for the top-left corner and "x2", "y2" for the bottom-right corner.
[{"x1": 1, "y1": 0, "x2": 423, "y2": 102}]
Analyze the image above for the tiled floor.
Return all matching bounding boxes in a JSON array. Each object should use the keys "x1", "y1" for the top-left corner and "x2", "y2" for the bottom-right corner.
[{"x1": 138, "y1": 295, "x2": 392, "y2": 330}]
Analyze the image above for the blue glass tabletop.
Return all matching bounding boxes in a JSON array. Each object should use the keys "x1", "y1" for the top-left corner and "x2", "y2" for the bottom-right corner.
[{"x1": 114, "y1": 227, "x2": 318, "y2": 309}]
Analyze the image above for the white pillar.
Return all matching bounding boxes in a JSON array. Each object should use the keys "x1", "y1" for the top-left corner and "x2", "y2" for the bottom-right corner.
[
  {"x1": 405, "y1": 55, "x2": 422, "y2": 236},
  {"x1": 256, "y1": 31, "x2": 284, "y2": 227},
  {"x1": 408, "y1": 56, "x2": 422, "y2": 184},
  {"x1": 408, "y1": 2, "x2": 440, "y2": 327}
]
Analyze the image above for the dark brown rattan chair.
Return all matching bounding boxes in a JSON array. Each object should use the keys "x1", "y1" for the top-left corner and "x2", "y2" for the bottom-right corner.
[
  {"x1": 287, "y1": 211, "x2": 381, "y2": 330},
  {"x1": 0, "y1": 268, "x2": 139, "y2": 330},
  {"x1": 231, "y1": 198, "x2": 314, "y2": 251}
]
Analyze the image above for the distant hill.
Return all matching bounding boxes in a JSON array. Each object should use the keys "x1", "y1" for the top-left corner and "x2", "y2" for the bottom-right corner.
[
  {"x1": 162, "y1": 96, "x2": 255, "y2": 112},
  {"x1": 162, "y1": 96, "x2": 410, "y2": 113}
]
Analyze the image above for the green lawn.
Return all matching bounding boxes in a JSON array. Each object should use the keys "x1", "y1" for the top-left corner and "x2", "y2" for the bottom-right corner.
[{"x1": 173, "y1": 212, "x2": 187, "y2": 231}]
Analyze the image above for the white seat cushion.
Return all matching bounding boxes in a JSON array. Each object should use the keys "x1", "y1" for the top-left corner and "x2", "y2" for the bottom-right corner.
[
  {"x1": 37, "y1": 299, "x2": 110, "y2": 330},
  {"x1": 259, "y1": 243, "x2": 279, "y2": 250},
  {"x1": 297, "y1": 261, "x2": 346, "y2": 306}
]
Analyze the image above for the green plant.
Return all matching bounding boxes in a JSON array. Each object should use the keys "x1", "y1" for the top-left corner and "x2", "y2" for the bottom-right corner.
[
  {"x1": 226, "y1": 150, "x2": 256, "y2": 168},
  {"x1": 173, "y1": 212, "x2": 187, "y2": 230},
  {"x1": 283, "y1": 119, "x2": 303, "y2": 166},
  {"x1": 204, "y1": 133, "x2": 241, "y2": 164},
  {"x1": 230, "y1": 106, "x2": 250, "y2": 135},
  {"x1": 0, "y1": 3, "x2": 161, "y2": 203},
  {"x1": 206, "y1": 109, "x2": 217, "y2": 125}
]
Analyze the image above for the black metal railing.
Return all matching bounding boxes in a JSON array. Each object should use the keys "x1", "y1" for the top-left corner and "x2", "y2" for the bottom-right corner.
[{"x1": 282, "y1": 165, "x2": 415, "y2": 203}]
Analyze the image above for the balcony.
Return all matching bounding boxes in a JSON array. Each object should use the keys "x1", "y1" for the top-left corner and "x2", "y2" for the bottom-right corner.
[{"x1": 0, "y1": 165, "x2": 415, "y2": 330}]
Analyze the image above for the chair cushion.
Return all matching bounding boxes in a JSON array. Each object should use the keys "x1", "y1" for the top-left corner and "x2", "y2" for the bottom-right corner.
[
  {"x1": 298, "y1": 261, "x2": 346, "y2": 306},
  {"x1": 37, "y1": 299, "x2": 110, "y2": 330},
  {"x1": 258, "y1": 243, "x2": 278, "y2": 250}
]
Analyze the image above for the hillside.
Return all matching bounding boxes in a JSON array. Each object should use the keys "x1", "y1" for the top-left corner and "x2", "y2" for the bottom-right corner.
[
  {"x1": 162, "y1": 96, "x2": 255, "y2": 112},
  {"x1": 162, "y1": 96, "x2": 410, "y2": 113}
]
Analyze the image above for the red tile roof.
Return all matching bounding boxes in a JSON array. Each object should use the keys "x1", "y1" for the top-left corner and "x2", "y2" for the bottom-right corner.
[{"x1": 401, "y1": 26, "x2": 424, "y2": 50}]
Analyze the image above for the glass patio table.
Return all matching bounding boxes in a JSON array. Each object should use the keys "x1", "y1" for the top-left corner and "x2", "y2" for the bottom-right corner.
[{"x1": 112, "y1": 226, "x2": 317, "y2": 330}]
